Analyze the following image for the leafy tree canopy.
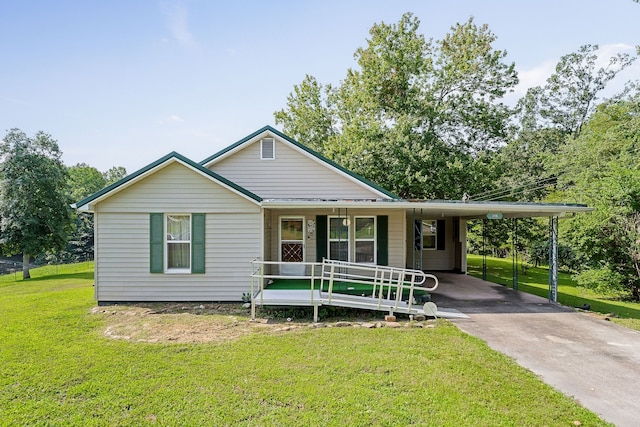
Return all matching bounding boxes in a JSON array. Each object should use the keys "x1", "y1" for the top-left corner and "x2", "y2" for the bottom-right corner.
[
  {"x1": 491, "y1": 44, "x2": 636, "y2": 203},
  {"x1": 276, "y1": 13, "x2": 517, "y2": 199},
  {"x1": 0, "y1": 129, "x2": 72, "y2": 278},
  {"x1": 552, "y1": 91, "x2": 640, "y2": 299}
]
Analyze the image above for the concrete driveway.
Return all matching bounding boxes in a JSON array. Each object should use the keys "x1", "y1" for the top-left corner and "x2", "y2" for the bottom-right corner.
[{"x1": 433, "y1": 273, "x2": 640, "y2": 427}]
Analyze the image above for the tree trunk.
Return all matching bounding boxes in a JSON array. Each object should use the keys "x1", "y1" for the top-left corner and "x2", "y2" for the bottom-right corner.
[{"x1": 22, "y1": 253, "x2": 31, "y2": 279}]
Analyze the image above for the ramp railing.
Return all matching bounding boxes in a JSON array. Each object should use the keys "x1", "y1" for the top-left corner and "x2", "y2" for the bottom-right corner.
[
  {"x1": 250, "y1": 258, "x2": 438, "y2": 319},
  {"x1": 319, "y1": 259, "x2": 438, "y2": 314}
]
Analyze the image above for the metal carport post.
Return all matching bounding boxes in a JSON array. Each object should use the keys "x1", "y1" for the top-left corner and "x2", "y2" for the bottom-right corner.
[{"x1": 548, "y1": 216, "x2": 559, "y2": 302}]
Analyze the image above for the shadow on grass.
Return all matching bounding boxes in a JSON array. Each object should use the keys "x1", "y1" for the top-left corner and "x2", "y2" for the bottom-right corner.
[
  {"x1": 24, "y1": 271, "x2": 94, "y2": 283},
  {"x1": 469, "y1": 264, "x2": 640, "y2": 319}
]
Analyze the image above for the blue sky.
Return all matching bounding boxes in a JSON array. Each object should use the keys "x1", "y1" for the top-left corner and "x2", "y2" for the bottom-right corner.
[{"x1": 1, "y1": 0, "x2": 638, "y2": 173}]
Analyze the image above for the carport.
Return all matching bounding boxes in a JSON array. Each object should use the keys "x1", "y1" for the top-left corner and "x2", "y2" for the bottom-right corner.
[{"x1": 399, "y1": 200, "x2": 591, "y2": 302}]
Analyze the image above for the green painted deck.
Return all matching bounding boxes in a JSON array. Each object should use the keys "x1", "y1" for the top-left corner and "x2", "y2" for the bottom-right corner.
[{"x1": 266, "y1": 278, "x2": 430, "y2": 300}]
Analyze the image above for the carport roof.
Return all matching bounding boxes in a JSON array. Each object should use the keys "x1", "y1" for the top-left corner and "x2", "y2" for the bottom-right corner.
[{"x1": 260, "y1": 198, "x2": 592, "y2": 219}]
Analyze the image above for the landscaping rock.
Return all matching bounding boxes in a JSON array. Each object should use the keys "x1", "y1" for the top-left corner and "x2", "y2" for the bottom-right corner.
[
  {"x1": 361, "y1": 322, "x2": 376, "y2": 329},
  {"x1": 414, "y1": 314, "x2": 426, "y2": 322},
  {"x1": 311, "y1": 322, "x2": 326, "y2": 328},
  {"x1": 385, "y1": 321, "x2": 401, "y2": 328},
  {"x1": 335, "y1": 321, "x2": 352, "y2": 327},
  {"x1": 375, "y1": 322, "x2": 384, "y2": 328}
]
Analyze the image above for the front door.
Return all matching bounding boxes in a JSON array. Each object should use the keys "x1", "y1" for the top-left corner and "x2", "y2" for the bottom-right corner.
[{"x1": 280, "y1": 217, "x2": 305, "y2": 275}]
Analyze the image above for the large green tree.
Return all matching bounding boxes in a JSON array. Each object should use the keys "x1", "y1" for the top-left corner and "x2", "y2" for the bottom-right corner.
[
  {"x1": 553, "y1": 91, "x2": 640, "y2": 300},
  {"x1": 276, "y1": 13, "x2": 517, "y2": 199},
  {"x1": 0, "y1": 130, "x2": 72, "y2": 278},
  {"x1": 495, "y1": 45, "x2": 636, "y2": 202}
]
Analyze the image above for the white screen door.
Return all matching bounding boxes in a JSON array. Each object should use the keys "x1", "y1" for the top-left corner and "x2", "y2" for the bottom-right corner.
[{"x1": 280, "y1": 218, "x2": 304, "y2": 263}]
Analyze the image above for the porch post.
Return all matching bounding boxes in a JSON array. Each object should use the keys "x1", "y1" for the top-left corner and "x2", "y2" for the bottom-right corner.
[
  {"x1": 548, "y1": 216, "x2": 559, "y2": 302},
  {"x1": 482, "y1": 219, "x2": 487, "y2": 281},
  {"x1": 512, "y1": 218, "x2": 518, "y2": 291}
]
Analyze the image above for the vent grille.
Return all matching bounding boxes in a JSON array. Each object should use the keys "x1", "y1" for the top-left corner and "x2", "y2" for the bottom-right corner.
[{"x1": 261, "y1": 138, "x2": 275, "y2": 159}]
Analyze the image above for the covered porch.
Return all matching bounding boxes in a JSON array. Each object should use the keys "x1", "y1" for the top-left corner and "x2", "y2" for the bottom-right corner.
[{"x1": 260, "y1": 200, "x2": 590, "y2": 302}]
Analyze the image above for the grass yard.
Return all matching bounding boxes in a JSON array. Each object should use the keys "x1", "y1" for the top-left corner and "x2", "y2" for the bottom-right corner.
[
  {"x1": 467, "y1": 254, "x2": 640, "y2": 330},
  {"x1": 0, "y1": 263, "x2": 612, "y2": 426}
]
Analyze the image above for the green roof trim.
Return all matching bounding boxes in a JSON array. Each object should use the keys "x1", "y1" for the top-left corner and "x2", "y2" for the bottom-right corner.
[
  {"x1": 74, "y1": 151, "x2": 262, "y2": 209},
  {"x1": 200, "y1": 125, "x2": 401, "y2": 200}
]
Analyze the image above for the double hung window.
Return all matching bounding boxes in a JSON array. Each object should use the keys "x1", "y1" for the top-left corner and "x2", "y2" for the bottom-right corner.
[
  {"x1": 150, "y1": 213, "x2": 205, "y2": 274},
  {"x1": 329, "y1": 217, "x2": 349, "y2": 261},
  {"x1": 166, "y1": 214, "x2": 191, "y2": 271},
  {"x1": 354, "y1": 217, "x2": 375, "y2": 263}
]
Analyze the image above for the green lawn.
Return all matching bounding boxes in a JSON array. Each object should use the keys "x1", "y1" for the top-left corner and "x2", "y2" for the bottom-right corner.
[
  {"x1": 467, "y1": 254, "x2": 640, "y2": 330},
  {"x1": 0, "y1": 263, "x2": 611, "y2": 426}
]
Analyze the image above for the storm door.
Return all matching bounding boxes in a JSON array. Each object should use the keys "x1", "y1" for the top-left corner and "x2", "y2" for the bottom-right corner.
[{"x1": 280, "y1": 217, "x2": 305, "y2": 263}]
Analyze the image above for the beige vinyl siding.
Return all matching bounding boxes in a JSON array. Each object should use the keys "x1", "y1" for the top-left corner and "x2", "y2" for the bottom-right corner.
[
  {"x1": 266, "y1": 209, "x2": 405, "y2": 269},
  {"x1": 98, "y1": 162, "x2": 260, "y2": 214},
  {"x1": 405, "y1": 216, "x2": 455, "y2": 271},
  {"x1": 93, "y1": 162, "x2": 261, "y2": 302},
  {"x1": 210, "y1": 139, "x2": 382, "y2": 200}
]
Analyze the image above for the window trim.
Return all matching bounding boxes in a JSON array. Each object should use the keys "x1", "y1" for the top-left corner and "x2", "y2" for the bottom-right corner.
[
  {"x1": 354, "y1": 216, "x2": 376, "y2": 264},
  {"x1": 260, "y1": 138, "x2": 275, "y2": 160},
  {"x1": 165, "y1": 213, "x2": 192, "y2": 274}
]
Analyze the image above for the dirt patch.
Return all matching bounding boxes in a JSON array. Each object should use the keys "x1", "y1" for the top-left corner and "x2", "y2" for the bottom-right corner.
[
  {"x1": 90, "y1": 302, "x2": 435, "y2": 344},
  {"x1": 90, "y1": 302, "x2": 303, "y2": 344}
]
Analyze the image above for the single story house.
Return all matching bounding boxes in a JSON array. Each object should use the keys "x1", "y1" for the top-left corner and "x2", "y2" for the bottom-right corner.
[{"x1": 75, "y1": 126, "x2": 590, "y2": 303}]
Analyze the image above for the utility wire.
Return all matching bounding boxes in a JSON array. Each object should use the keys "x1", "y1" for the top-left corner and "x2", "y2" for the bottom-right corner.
[{"x1": 470, "y1": 176, "x2": 557, "y2": 201}]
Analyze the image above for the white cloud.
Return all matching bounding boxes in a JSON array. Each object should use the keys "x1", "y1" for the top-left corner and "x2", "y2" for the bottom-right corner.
[
  {"x1": 161, "y1": 3, "x2": 198, "y2": 50},
  {"x1": 157, "y1": 114, "x2": 185, "y2": 125},
  {"x1": 514, "y1": 59, "x2": 557, "y2": 97}
]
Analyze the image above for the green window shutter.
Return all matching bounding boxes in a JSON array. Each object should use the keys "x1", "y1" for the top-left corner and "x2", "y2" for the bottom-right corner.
[
  {"x1": 191, "y1": 213, "x2": 206, "y2": 274},
  {"x1": 316, "y1": 215, "x2": 327, "y2": 262},
  {"x1": 150, "y1": 213, "x2": 164, "y2": 273},
  {"x1": 377, "y1": 215, "x2": 388, "y2": 266},
  {"x1": 437, "y1": 219, "x2": 446, "y2": 251}
]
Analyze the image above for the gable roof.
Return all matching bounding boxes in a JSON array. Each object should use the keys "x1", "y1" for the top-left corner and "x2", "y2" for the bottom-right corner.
[
  {"x1": 74, "y1": 151, "x2": 261, "y2": 211},
  {"x1": 200, "y1": 125, "x2": 400, "y2": 200}
]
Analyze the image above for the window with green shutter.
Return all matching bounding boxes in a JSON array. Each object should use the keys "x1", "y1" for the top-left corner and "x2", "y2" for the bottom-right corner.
[{"x1": 150, "y1": 213, "x2": 206, "y2": 274}]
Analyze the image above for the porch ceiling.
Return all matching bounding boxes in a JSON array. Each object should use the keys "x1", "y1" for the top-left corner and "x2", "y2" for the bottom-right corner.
[{"x1": 261, "y1": 199, "x2": 592, "y2": 219}]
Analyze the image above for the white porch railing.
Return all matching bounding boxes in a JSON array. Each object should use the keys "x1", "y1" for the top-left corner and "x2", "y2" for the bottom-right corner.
[{"x1": 250, "y1": 258, "x2": 439, "y2": 321}]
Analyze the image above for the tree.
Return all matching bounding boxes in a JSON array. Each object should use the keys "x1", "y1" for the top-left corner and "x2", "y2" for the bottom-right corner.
[
  {"x1": 273, "y1": 75, "x2": 335, "y2": 153},
  {"x1": 276, "y1": 13, "x2": 517, "y2": 199},
  {"x1": 493, "y1": 44, "x2": 636, "y2": 203},
  {"x1": 68, "y1": 163, "x2": 107, "y2": 202},
  {"x1": 518, "y1": 44, "x2": 635, "y2": 139},
  {"x1": 44, "y1": 163, "x2": 128, "y2": 264},
  {"x1": 103, "y1": 166, "x2": 127, "y2": 185},
  {"x1": 0, "y1": 130, "x2": 72, "y2": 278},
  {"x1": 553, "y1": 91, "x2": 640, "y2": 300}
]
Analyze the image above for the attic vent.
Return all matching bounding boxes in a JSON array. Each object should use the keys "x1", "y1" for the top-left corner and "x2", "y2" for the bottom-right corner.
[{"x1": 261, "y1": 138, "x2": 275, "y2": 160}]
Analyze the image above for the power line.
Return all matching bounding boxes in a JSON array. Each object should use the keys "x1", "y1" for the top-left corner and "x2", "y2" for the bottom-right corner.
[{"x1": 470, "y1": 176, "x2": 557, "y2": 201}]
